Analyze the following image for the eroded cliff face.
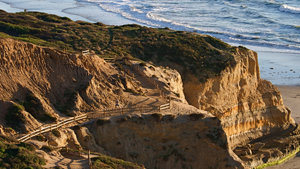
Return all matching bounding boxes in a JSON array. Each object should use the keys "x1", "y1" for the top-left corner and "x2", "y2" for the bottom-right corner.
[
  {"x1": 183, "y1": 48, "x2": 294, "y2": 147},
  {"x1": 79, "y1": 114, "x2": 246, "y2": 169},
  {"x1": 0, "y1": 38, "x2": 124, "y2": 131}
]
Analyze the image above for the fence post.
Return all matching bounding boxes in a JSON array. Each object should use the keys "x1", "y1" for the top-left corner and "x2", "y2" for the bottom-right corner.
[
  {"x1": 88, "y1": 150, "x2": 91, "y2": 168},
  {"x1": 159, "y1": 106, "x2": 161, "y2": 112},
  {"x1": 169, "y1": 97, "x2": 171, "y2": 109}
]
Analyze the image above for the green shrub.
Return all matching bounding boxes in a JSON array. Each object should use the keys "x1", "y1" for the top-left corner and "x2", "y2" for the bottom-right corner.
[
  {"x1": 0, "y1": 140, "x2": 46, "y2": 168},
  {"x1": 5, "y1": 104, "x2": 26, "y2": 130},
  {"x1": 51, "y1": 129, "x2": 61, "y2": 138},
  {"x1": 56, "y1": 90, "x2": 78, "y2": 117},
  {"x1": 35, "y1": 135, "x2": 46, "y2": 142},
  {"x1": 0, "y1": 10, "x2": 238, "y2": 83},
  {"x1": 124, "y1": 89, "x2": 137, "y2": 94},
  {"x1": 0, "y1": 134, "x2": 16, "y2": 143},
  {"x1": 92, "y1": 154, "x2": 144, "y2": 169},
  {"x1": 19, "y1": 142, "x2": 36, "y2": 151},
  {"x1": 20, "y1": 94, "x2": 57, "y2": 123},
  {"x1": 41, "y1": 145, "x2": 54, "y2": 152},
  {"x1": 115, "y1": 62, "x2": 124, "y2": 71}
]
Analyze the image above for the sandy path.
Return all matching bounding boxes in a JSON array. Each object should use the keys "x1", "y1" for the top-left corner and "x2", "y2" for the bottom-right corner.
[
  {"x1": 266, "y1": 85, "x2": 300, "y2": 169},
  {"x1": 276, "y1": 86, "x2": 300, "y2": 124},
  {"x1": 42, "y1": 152, "x2": 97, "y2": 169}
]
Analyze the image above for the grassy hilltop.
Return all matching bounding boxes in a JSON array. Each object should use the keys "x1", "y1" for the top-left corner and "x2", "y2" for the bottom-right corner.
[{"x1": 0, "y1": 10, "x2": 245, "y2": 82}]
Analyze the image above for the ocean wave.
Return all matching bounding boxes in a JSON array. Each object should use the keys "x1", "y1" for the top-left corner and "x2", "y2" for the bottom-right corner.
[
  {"x1": 79, "y1": 0, "x2": 300, "y2": 54},
  {"x1": 130, "y1": 6, "x2": 144, "y2": 14},
  {"x1": 146, "y1": 12, "x2": 173, "y2": 23},
  {"x1": 279, "y1": 4, "x2": 300, "y2": 14}
]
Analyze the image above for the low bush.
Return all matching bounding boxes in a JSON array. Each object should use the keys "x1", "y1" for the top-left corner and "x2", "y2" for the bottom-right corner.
[
  {"x1": 92, "y1": 154, "x2": 144, "y2": 169},
  {"x1": 52, "y1": 129, "x2": 61, "y2": 138},
  {"x1": 115, "y1": 62, "x2": 124, "y2": 71},
  {"x1": 124, "y1": 89, "x2": 137, "y2": 94},
  {"x1": 5, "y1": 104, "x2": 26, "y2": 130},
  {"x1": 41, "y1": 145, "x2": 54, "y2": 152},
  {"x1": 0, "y1": 11, "x2": 238, "y2": 84},
  {"x1": 0, "y1": 139, "x2": 46, "y2": 168},
  {"x1": 19, "y1": 142, "x2": 36, "y2": 151},
  {"x1": 35, "y1": 135, "x2": 46, "y2": 142}
]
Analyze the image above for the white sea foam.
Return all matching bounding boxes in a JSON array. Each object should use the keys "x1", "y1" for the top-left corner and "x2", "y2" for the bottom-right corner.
[
  {"x1": 1, "y1": 0, "x2": 300, "y2": 55},
  {"x1": 130, "y1": 6, "x2": 143, "y2": 13},
  {"x1": 279, "y1": 4, "x2": 300, "y2": 14}
]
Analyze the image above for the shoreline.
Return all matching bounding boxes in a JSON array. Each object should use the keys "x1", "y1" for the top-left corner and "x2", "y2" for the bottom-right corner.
[
  {"x1": 0, "y1": 4, "x2": 300, "y2": 169},
  {"x1": 275, "y1": 85, "x2": 300, "y2": 124},
  {"x1": 0, "y1": 1, "x2": 299, "y2": 86},
  {"x1": 0, "y1": 0, "x2": 141, "y2": 25}
]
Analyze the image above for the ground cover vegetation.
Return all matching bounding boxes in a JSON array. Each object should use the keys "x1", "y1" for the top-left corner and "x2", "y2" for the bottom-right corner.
[
  {"x1": 91, "y1": 153, "x2": 144, "y2": 169},
  {"x1": 0, "y1": 135, "x2": 46, "y2": 168},
  {"x1": 0, "y1": 10, "x2": 242, "y2": 83}
]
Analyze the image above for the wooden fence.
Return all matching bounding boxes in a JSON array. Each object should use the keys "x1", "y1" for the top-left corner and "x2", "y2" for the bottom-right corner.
[
  {"x1": 82, "y1": 50, "x2": 89, "y2": 55},
  {"x1": 50, "y1": 146, "x2": 93, "y2": 168},
  {"x1": 16, "y1": 102, "x2": 171, "y2": 142},
  {"x1": 17, "y1": 114, "x2": 88, "y2": 142}
]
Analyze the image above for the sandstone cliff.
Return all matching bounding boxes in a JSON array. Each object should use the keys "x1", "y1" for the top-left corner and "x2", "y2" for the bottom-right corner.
[
  {"x1": 0, "y1": 37, "x2": 123, "y2": 131},
  {"x1": 182, "y1": 47, "x2": 294, "y2": 147},
  {"x1": 77, "y1": 113, "x2": 246, "y2": 169},
  {"x1": 0, "y1": 36, "x2": 297, "y2": 169}
]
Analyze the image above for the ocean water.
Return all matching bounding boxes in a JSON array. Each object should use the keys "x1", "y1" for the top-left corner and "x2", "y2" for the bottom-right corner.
[
  {"x1": 78, "y1": 0, "x2": 300, "y2": 54},
  {"x1": 1, "y1": 0, "x2": 300, "y2": 53},
  {"x1": 0, "y1": 0, "x2": 299, "y2": 85}
]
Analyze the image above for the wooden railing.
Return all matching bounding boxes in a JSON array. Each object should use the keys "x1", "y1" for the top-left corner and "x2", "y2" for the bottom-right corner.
[
  {"x1": 82, "y1": 50, "x2": 89, "y2": 55},
  {"x1": 17, "y1": 114, "x2": 87, "y2": 142},
  {"x1": 16, "y1": 103, "x2": 171, "y2": 142}
]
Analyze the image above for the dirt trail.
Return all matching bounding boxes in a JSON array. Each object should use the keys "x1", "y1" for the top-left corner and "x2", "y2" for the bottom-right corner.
[{"x1": 43, "y1": 153, "x2": 97, "y2": 169}]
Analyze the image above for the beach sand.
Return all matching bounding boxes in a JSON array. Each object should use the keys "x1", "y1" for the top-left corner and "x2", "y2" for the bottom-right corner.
[
  {"x1": 265, "y1": 85, "x2": 300, "y2": 169},
  {"x1": 277, "y1": 86, "x2": 300, "y2": 124},
  {"x1": 0, "y1": 2, "x2": 300, "y2": 167},
  {"x1": 0, "y1": 0, "x2": 141, "y2": 25}
]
